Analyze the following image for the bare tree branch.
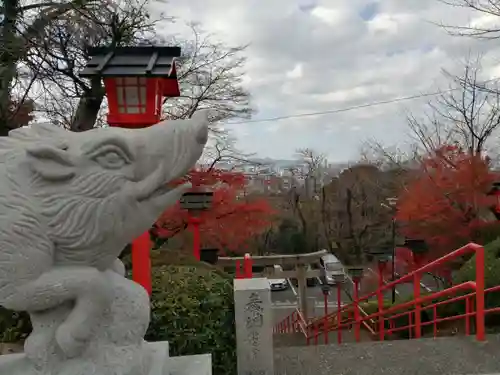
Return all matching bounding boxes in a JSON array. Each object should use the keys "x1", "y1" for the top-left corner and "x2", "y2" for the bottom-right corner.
[
  {"x1": 439, "y1": 0, "x2": 500, "y2": 39},
  {"x1": 407, "y1": 59, "x2": 500, "y2": 156}
]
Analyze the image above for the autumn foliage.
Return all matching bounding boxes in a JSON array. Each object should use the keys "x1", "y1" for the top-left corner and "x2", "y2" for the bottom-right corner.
[
  {"x1": 396, "y1": 145, "x2": 499, "y2": 258},
  {"x1": 154, "y1": 168, "x2": 275, "y2": 253}
]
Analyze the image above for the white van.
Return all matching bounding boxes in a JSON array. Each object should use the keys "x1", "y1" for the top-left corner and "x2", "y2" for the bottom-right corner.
[
  {"x1": 320, "y1": 253, "x2": 346, "y2": 285},
  {"x1": 268, "y1": 265, "x2": 288, "y2": 291}
]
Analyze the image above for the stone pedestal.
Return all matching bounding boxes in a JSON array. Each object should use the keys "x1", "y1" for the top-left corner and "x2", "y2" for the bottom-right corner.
[
  {"x1": 234, "y1": 278, "x2": 274, "y2": 375},
  {"x1": 168, "y1": 354, "x2": 212, "y2": 375},
  {"x1": 0, "y1": 341, "x2": 212, "y2": 375}
]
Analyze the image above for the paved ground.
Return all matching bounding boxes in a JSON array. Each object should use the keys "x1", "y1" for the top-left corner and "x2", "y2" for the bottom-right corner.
[
  {"x1": 364, "y1": 267, "x2": 437, "y2": 300},
  {"x1": 271, "y1": 275, "x2": 351, "y2": 324},
  {"x1": 270, "y1": 276, "x2": 352, "y2": 305},
  {"x1": 275, "y1": 334, "x2": 500, "y2": 375}
]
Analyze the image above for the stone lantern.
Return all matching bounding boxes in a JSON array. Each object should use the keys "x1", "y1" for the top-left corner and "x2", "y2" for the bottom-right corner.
[{"x1": 180, "y1": 191, "x2": 214, "y2": 260}]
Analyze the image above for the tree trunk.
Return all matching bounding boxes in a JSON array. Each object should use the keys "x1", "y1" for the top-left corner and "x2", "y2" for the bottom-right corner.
[
  {"x1": 0, "y1": 0, "x2": 20, "y2": 136},
  {"x1": 70, "y1": 77, "x2": 105, "y2": 131}
]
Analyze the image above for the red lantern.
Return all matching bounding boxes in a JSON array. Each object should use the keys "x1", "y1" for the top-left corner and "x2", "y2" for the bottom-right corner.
[
  {"x1": 80, "y1": 46, "x2": 181, "y2": 128},
  {"x1": 80, "y1": 46, "x2": 182, "y2": 294}
]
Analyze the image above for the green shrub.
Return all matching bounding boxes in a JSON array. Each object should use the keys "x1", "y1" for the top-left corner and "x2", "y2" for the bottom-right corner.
[
  {"x1": 443, "y1": 237, "x2": 500, "y2": 322},
  {"x1": 0, "y1": 307, "x2": 31, "y2": 343},
  {"x1": 454, "y1": 237, "x2": 500, "y2": 287},
  {"x1": 474, "y1": 223, "x2": 500, "y2": 246},
  {"x1": 146, "y1": 264, "x2": 236, "y2": 375},
  {"x1": 358, "y1": 295, "x2": 433, "y2": 339}
]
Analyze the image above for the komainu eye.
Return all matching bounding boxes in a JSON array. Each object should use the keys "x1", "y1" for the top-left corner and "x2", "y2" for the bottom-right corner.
[{"x1": 95, "y1": 151, "x2": 127, "y2": 169}]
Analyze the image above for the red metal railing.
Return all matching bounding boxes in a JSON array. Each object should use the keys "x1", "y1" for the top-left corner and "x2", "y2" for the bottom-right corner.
[{"x1": 274, "y1": 242, "x2": 486, "y2": 345}]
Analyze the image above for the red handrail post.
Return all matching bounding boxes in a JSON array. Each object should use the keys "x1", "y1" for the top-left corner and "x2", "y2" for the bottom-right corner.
[
  {"x1": 244, "y1": 254, "x2": 253, "y2": 279},
  {"x1": 354, "y1": 279, "x2": 361, "y2": 342},
  {"x1": 378, "y1": 261, "x2": 386, "y2": 288},
  {"x1": 475, "y1": 244, "x2": 485, "y2": 341},
  {"x1": 377, "y1": 288, "x2": 385, "y2": 341},
  {"x1": 189, "y1": 216, "x2": 202, "y2": 261},
  {"x1": 413, "y1": 272, "x2": 421, "y2": 338},
  {"x1": 377, "y1": 260, "x2": 386, "y2": 340},
  {"x1": 131, "y1": 231, "x2": 152, "y2": 295},
  {"x1": 337, "y1": 283, "x2": 342, "y2": 344},
  {"x1": 243, "y1": 253, "x2": 253, "y2": 279}
]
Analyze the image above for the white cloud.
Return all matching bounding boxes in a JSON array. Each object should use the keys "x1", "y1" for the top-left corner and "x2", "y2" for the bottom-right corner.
[
  {"x1": 367, "y1": 13, "x2": 414, "y2": 34},
  {"x1": 286, "y1": 63, "x2": 304, "y2": 79},
  {"x1": 315, "y1": 86, "x2": 370, "y2": 103},
  {"x1": 470, "y1": 14, "x2": 499, "y2": 29},
  {"x1": 310, "y1": 6, "x2": 348, "y2": 26},
  {"x1": 155, "y1": 0, "x2": 500, "y2": 162}
]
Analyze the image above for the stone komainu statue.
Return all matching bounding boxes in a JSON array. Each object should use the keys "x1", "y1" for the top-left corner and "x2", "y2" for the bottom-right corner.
[{"x1": 0, "y1": 111, "x2": 209, "y2": 375}]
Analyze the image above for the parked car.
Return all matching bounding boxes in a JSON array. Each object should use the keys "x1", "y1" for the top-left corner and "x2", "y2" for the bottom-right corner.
[
  {"x1": 268, "y1": 265, "x2": 288, "y2": 291},
  {"x1": 320, "y1": 253, "x2": 346, "y2": 285}
]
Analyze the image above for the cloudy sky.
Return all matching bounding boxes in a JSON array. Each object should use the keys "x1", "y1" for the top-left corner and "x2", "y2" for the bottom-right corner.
[{"x1": 156, "y1": 0, "x2": 500, "y2": 162}]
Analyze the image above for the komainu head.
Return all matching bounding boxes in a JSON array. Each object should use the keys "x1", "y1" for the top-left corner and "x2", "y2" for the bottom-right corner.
[{"x1": 5, "y1": 111, "x2": 209, "y2": 269}]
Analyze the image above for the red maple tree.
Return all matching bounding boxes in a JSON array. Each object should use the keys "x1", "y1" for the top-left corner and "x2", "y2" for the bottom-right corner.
[
  {"x1": 154, "y1": 168, "x2": 275, "y2": 253},
  {"x1": 396, "y1": 145, "x2": 499, "y2": 259}
]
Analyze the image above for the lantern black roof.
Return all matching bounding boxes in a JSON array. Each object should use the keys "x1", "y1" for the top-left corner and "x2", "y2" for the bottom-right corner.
[
  {"x1": 489, "y1": 181, "x2": 500, "y2": 194},
  {"x1": 79, "y1": 46, "x2": 181, "y2": 78}
]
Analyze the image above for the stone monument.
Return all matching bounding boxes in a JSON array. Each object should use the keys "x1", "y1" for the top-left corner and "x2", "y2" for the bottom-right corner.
[
  {"x1": 0, "y1": 111, "x2": 212, "y2": 375},
  {"x1": 234, "y1": 278, "x2": 274, "y2": 375}
]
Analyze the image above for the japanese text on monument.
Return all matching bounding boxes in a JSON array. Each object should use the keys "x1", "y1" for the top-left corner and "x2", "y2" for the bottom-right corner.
[{"x1": 244, "y1": 292, "x2": 263, "y2": 360}]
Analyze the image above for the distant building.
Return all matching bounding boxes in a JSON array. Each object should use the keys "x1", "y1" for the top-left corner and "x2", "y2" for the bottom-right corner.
[{"x1": 196, "y1": 158, "x2": 347, "y2": 195}]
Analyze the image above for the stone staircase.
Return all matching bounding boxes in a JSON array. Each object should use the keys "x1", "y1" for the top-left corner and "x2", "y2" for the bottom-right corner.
[
  {"x1": 274, "y1": 334, "x2": 500, "y2": 375},
  {"x1": 274, "y1": 333, "x2": 309, "y2": 347},
  {"x1": 273, "y1": 328, "x2": 373, "y2": 347}
]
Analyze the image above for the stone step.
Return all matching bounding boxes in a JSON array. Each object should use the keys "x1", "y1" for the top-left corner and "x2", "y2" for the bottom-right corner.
[
  {"x1": 274, "y1": 326, "x2": 375, "y2": 348},
  {"x1": 274, "y1": 333, "x2": 308, "y2": 348},
  {"x1": 274, "y1": 334, "x2": 500, "y2": 375}
]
